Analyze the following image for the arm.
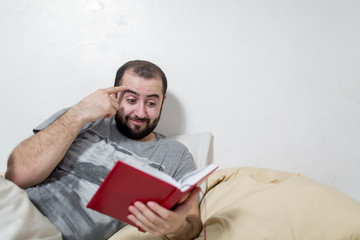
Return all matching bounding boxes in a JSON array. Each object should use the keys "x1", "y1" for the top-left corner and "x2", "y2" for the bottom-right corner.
[
  {"x1": 5, "y1": 86, "x2": 126, "y2": 188},
  {"x1": 128, "y1": 187, "x2": 203, "y2": 240}
]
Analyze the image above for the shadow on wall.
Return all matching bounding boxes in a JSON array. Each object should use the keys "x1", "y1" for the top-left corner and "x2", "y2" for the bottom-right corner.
[{"x1": 155, "y1": 91, "x2": 186, "y2": 136}]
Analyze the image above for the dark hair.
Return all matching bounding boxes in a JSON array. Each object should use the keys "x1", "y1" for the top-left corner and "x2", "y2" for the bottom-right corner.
[{"x1": 114, "y1": 60, "x2": 167, "y2": 97}]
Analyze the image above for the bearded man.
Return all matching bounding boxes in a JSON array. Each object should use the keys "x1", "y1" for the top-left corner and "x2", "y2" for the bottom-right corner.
[{"x1": 5, "y1": 60, "x2": 202, "y2": 240}]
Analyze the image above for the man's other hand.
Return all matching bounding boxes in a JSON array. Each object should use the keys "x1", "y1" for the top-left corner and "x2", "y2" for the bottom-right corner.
[{"x1": 127, "y1": 187, "x2": 201, "y2": 237}]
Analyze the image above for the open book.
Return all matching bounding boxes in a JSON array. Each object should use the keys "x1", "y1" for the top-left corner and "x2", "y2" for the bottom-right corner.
[{"x1": 87, "y1": 161, "x2": 218, "y2": 227}]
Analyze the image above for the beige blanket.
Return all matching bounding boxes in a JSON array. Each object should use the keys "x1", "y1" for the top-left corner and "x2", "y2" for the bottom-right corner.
[{"x1": 110, "y1": 167, "x2": 360, "y2": 240}]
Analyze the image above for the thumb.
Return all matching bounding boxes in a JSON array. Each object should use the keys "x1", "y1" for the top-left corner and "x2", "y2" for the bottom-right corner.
[
  {"x1": 173, "y1": 187, "x2": 201, "y2": 215},
  {"x1": 177, "y1": 187, "x2": 201, "y2": 207}
]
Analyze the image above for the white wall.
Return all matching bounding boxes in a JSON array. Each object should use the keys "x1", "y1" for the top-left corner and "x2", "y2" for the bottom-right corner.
[{"x1": 1, "y1": 0, "x2": 359, "y2": 201}]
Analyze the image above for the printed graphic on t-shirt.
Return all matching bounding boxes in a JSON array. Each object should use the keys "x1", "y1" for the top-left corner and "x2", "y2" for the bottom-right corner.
[{"x1": 60, "y1": 129, "x2": 165, "y2": 186}]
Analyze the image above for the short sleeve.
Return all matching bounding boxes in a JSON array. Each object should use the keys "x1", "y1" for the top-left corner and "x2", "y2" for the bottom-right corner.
[
  {"x1": 172, "y1": 146, "x2": 197, "y2": 182},
  {"x1": 33, "y1": 108, "x2": 93, "y2": 134},
  {"x1": 33, "y1": 109, "x2": 68, "y2": 133}
]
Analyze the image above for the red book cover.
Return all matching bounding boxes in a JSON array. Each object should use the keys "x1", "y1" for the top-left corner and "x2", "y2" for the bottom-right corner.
[{"x1": 87, "y1": 161, "x2": 218, "y2": 227}]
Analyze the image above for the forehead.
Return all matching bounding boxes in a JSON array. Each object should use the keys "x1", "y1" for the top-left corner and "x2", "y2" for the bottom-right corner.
[{"x1": 122, "y1": 70, "x2": 164, "y2": 98}]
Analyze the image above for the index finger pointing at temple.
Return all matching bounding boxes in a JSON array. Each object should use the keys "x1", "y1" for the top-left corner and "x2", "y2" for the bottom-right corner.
[{"x1": 104, "y1": 85, "x2": 127, "y2": 94}]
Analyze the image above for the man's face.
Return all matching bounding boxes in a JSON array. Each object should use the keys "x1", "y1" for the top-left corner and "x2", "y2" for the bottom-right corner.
[{"x1": 115, "y1": 69, "x2": 165, "y2": 140}]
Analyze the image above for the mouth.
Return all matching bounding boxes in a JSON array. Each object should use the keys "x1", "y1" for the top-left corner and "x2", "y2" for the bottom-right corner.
[{"x1": 128, "y1": 117, "x2": 148, "y2": 126}]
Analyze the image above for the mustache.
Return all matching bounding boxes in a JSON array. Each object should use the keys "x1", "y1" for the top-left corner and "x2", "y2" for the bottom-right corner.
[{"x1": 126, "y1": 116, "x2": 150, "y2": 122}]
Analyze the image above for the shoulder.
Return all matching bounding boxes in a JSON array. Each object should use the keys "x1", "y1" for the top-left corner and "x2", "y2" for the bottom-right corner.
[
  {"x1": 33, "y1": 108, "x2": 68, "y2": 133},
  {"x1": 156, "y1": 133, "x2": 188, "y2": 150},
  {"x1": 33, "y1": 108, "x2": 105, "y2": 133},
  {"x1": 83, "y1": 117, "x2": 119, "y2": 138},
  {"x1": 155, "y1": 133, "x2": 193, "y2": 164}
]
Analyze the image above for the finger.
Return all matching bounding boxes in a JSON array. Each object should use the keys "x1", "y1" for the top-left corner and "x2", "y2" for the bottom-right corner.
[
  {"x1": 184, "y1": 187, "x2": 202, "y2": 204},
  {"x1": 172, "y1": 188, "x2": 201, "y2": 214},
  {"x1": 177, "y1": 187, "x2": 202, "y2": 205},
  {"x1": 103, "y1": 101, "x2": 119, "y2": 119},
  {"x1": 104, "y1": 85, "x2": 127, "y2": 95},
  {"x1": 127, "y1": 214, "x2": 149, "y2": 233},
  {"x1": 109, "y1": 86, "x2": 127, "y2": 103},
  {"x1": 146, "y1": 201, "x2": 173, "y2": 221},
  {"x1": 146, "y1": 188, "x2": 201, "y2": 220},
  {"x1": 109, "y1": 93, "x2": 120, "y2": 107},
  {"x1": 129, "y1": 202, "x2": 162, "y2": 232},
  {"x1": 128, "y1": 205, "x2": 149, "y2": 227}
]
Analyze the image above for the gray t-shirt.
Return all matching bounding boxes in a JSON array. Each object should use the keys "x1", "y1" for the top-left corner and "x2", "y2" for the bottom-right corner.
[{"x1": 26, "y1": 109, "x2": 196, "y2": 240}]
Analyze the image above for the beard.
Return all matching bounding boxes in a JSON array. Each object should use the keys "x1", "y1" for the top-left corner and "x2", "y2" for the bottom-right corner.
[{"x1": 115, "y1": 114, "x2": 161, "y2": 140}]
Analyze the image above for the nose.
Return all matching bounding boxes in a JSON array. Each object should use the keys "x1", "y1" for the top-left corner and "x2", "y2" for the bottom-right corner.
[{"x1": 134, "y1": 102, "x2": 146, "y2": 119}]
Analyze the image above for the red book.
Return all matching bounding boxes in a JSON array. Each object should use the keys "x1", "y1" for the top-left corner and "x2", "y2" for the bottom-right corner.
[{"x1": 86, "y1": 161, "x2": 218, "y2": 228}]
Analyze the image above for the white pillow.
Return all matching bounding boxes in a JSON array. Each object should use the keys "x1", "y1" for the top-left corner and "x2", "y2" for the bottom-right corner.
[
  {"x1": 170, "y1": 132, "x2": 213, "y2": 169},
  {"x1": 0, "y1": 176, "x2": 62, "y2": 240}
]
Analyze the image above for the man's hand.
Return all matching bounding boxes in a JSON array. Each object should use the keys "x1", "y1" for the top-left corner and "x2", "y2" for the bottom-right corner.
[
  {"x1": 5, "y1": 86, "x2": 127, "y2": 188},
  {"x1": 127, "y1": 187, "x2": 202, "y2": 239},
  {"x1": 72, "y1": 86, "x2": 126, "y2": 123}
]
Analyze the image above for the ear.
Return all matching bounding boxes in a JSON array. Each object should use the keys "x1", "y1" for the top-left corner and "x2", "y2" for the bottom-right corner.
[
  {"x1": 160, "y1": 95, "x2": 166, "y2": 114},
  {"x1": 161, "y1": 95, "x2": 167, "y2": 106}
]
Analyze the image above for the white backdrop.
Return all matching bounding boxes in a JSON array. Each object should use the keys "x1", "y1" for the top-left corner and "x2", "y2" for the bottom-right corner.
[{"x1": 1, "y1": 0, "x2": 359, "y2": 201}]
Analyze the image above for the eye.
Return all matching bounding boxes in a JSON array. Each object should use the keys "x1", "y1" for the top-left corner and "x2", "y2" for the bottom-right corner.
[
  {"x1": 127, "y1": 98, "x2": 137, "y2": 104},
  {"x1": 147, "y1": 101, "x2": 157, "y2": 107}
]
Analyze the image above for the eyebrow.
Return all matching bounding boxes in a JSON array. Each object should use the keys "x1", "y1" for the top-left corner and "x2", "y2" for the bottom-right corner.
[{"x1": 124, "y1": 89, "x2": 160, "y2": 99}]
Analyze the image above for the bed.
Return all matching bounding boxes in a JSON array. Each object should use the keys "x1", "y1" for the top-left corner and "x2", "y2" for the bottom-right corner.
[
  {"x1": 1, "y1": 132, "x2": 360, "y2": 239},
  {"x1": 110, "y1": 132, "x2": 360, "y2": 240}
]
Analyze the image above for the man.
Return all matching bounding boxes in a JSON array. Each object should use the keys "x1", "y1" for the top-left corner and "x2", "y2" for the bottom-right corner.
[{"x1": 5, "y1": 60, "x2": 202, "y2": 240}]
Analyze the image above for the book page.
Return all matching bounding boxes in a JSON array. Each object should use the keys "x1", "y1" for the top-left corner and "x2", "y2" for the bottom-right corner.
[{"x1": 178, "y1": 163, "x2": 218, "y2": 191}]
